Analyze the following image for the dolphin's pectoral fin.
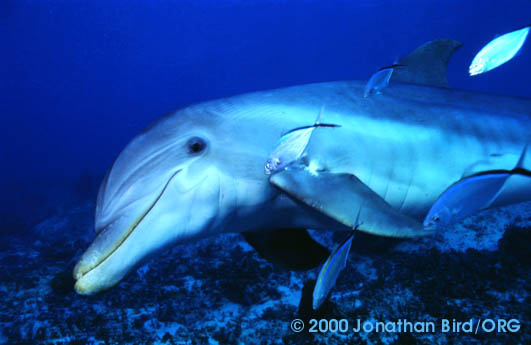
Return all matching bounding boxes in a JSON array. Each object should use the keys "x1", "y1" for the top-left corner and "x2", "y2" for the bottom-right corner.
[
  {"x1": 269, "y1": 163, "x2": 432, "y2": 238},
  {"x1": 391, "y1": 39, "x2": 463, "y2": 88},
  {"x1": 242, "y1": 228, "x2": 330, "y2": 271}
]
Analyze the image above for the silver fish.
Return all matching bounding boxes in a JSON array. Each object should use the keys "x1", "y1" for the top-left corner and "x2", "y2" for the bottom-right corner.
[
  {"x1": 424, "y1": 146, "x2": 531, "y2": 228},
  {"x1": 312, "y1": 211, "x2": 362, "y2": 310},
  {"x1": 469, "y1": 25, "x2": 530, "y2": 76},
  {"x1": 264, "y1": 106, "x2": 339, "y2": 175},
  {"x1": 363, "y1": 64, "x2": 404, "y2": 98}
]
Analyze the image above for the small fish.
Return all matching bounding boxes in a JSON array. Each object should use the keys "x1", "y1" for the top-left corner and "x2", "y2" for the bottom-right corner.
[
  {"x1": 469, "y1": 25, "x2": 530, "y2": 76},
  {"x1": 312, "y1": 210, "x2": 362, "y2": 310},
  {"x1": 363, "y1": 64, "x2": 405, "y2": 98},
  {"x1": 264, "y1": 107, "x2": 340, "y2": 175},
  {"x1": 424, "y1": 146, "x2": 531, "y2": 228}
]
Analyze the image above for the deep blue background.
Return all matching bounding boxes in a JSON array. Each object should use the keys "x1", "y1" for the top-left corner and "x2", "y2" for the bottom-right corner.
[{"x1": 1, "y1": 0, "x2": 530, "y2": 223}]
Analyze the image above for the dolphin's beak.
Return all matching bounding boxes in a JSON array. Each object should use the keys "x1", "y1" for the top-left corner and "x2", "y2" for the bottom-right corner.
[
  {"x1": 73, "y1": 165, "x2": 224, "y2": 294},
  {"x1": 73, "y1": 170, "x2": 182, "y2": 294},
  {"x1": 73, "y1": 211, "x2": 146, "y2": 294}
]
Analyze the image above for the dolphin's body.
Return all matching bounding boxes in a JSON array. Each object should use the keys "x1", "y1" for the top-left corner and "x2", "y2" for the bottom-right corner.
[{"x1": 74, "y1": 40, "x2": 531, "y2": 294}]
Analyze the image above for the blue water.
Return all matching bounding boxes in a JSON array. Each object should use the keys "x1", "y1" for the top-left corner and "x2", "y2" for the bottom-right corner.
[
  {"x1": 2, "y1": 0, "x2": 531, "y2": 220},
  {"x1": 1, "y1": 1, "x2": 530, "y2": 344}
]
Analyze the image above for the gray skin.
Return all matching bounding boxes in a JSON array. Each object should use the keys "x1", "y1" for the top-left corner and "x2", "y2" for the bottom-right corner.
[{"x1": 73, "y1": 80, "x2": 531, "y2": 294}]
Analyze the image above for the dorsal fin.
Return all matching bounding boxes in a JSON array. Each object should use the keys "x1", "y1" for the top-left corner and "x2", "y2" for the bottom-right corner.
[{"x1": 391, "y1": 39, "x2": 463, "y2": 88}]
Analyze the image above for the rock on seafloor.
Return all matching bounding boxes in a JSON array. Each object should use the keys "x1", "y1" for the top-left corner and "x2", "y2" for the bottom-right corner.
[{"x1": 0, "y1": 200, "x2": 529, "y2": 344}]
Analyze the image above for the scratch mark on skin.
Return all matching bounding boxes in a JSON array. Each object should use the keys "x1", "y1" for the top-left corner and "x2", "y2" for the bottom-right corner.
[
  {"x1": 399, "y1": 163, "x2": 416, "y2": 213},
  {"x1": 382, "y1": 162, "x2": 395, "y2": 203}
]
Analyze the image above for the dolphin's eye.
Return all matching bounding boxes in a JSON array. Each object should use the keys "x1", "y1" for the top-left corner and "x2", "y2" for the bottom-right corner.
[{"x1": 186, "y1": 137, "x2": 207, "y2": 155}]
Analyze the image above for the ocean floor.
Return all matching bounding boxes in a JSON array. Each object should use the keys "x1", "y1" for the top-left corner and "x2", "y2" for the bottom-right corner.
[{"x1": 0, "y1": 200, "x2": 529, "y2": 344}]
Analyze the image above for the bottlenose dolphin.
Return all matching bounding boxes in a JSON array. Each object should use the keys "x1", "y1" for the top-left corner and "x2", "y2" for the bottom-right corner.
[{"x1": 73, "y1": 39, "x2": 531, "y2": 294}]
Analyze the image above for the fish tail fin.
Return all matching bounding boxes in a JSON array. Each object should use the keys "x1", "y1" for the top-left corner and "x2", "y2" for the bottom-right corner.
[
  {"x1": 352, "y1": 206, "x2": 363, "y2": 231},
  {"x1": 393, "y1": 56, "x2": 400, "y2": 65},
  {"x1": 514, "y1": 143, "x2": 529, "y2": 170},
  {"x1": 487, "y1": 144, "x2": 531, "y2": 208},
  {"x1": 315, "y1": 105, "x2": 325, "y2": 126}
]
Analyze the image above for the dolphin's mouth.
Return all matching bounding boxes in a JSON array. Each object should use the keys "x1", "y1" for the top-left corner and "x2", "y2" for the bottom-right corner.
[{"x1": 73, "y1": 169, "x2": 182, "y2": 284}]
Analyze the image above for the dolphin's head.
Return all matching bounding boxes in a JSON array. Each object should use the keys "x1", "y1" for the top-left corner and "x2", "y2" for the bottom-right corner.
[{"x1": 73, "y1": 102, "x2": 277, "y2": 294}]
